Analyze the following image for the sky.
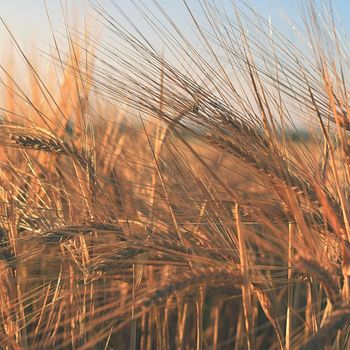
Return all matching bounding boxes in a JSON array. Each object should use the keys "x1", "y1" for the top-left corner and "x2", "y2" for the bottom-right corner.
[
  {"x1": 0, "y1": 1, "x2": 323, "y2": 46},
  {"x1": 0, "y1": 0, "x2": 349, "y2": 69},
  {"x1": 0, "y1": 0, "x2": 349, "y2": 130},
  {"x1": 0, "y1": 1, "x2": 348, "y2": 48}
]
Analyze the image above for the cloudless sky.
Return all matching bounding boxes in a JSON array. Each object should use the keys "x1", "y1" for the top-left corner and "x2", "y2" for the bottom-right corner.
[
  {"x1": 0, "y1": 0, "x2": 348, "y2": 130},
  {"x1": 0, "y1": 1, "x2": 341, "y2": 41},
  {"x1": 0, "y1": 1, "x2": 349, "y2": 58}
]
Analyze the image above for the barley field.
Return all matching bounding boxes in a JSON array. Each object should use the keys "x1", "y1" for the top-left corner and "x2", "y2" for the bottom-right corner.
[{"x1": 0, "y1": 1, "x2": 349, "y2": 349}]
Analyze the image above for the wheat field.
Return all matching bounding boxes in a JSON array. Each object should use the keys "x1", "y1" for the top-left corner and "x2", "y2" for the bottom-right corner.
[{"x1": 0, "y1": 1, "x2": 350, "y2": 349}]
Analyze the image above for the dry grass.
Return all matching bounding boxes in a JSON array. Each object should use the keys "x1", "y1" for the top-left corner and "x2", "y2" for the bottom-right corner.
[{"x1": 1, "y1": 0, "x2": 350, "y2": 349}]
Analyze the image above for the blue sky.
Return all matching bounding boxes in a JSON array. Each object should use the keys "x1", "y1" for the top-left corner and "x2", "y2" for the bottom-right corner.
[
  {"x1": 0, "y1": 1, "x2": 324, "y2": 44},
  {"x1": 0, "y1": 1, "x2": 349, "y2": 55}
]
